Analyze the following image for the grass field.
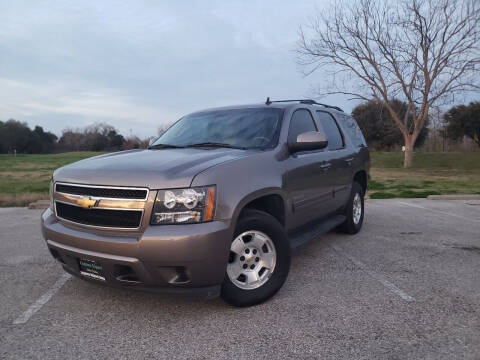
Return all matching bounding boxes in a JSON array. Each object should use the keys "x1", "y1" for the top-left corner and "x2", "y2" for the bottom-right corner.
[
  {"x1": 0, "y1": 152, "x2": 103, "y2": 206},
  {"x1": 369, "y1": 152, "x2": 480, "y2": 199},
  {"x1": 0, "y1": 151, "x2": 479, "y2": 206}
]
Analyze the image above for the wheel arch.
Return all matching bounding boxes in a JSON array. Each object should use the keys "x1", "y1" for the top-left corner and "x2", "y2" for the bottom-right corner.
[
  {"x1": 353, "y1": 170, "x2": 368, "y2": 195},
  {"x1": 231, "y1": 189, "x2": 287, "y2": 231}
]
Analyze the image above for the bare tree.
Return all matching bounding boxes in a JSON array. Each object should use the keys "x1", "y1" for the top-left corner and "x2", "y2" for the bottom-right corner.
[
  {"x1": 157, "y1": 123, "x2": 172, "y2": 137},
  {"x1": 297, "y1": 0, "x2": 480, "y2": 167}
]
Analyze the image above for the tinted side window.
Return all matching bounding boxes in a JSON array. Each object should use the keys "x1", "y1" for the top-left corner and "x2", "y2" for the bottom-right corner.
[
  {"x1": 288, "y1": 109, "x2": 317, "y2": 143},
  {"x1": 316, "y1": 111, "x2": 344, "y2": 150},
  {"x1": 339, "y1": 114, "x2": 367, "y2": 148}
]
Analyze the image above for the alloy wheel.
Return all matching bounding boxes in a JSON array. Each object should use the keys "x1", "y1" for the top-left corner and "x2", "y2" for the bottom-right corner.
[
  {"x1": 352, "y1": 193, "x2": 362, "y2": 225},
  {"x1": 227, "y1": 230, "x2": 277, "y2": 290}
]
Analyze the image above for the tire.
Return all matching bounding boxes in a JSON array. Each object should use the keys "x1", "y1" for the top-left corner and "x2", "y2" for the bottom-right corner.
[
  {"x1": 221, "y1": 209, "x2": 290, "y2": 307},
  {"x1": 338, "y1": 181, "x2": 365, "y2": 234}
]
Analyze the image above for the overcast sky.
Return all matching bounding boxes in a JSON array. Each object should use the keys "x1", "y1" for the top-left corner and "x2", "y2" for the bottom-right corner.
[{"x1": 0, "y1": 0, "x2": 356, "y2": 138}]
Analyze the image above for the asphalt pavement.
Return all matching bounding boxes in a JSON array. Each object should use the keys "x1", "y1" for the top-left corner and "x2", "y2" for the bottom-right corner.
[{"x1": 0, "y1": 198, "x2": 479, "y2": 359}]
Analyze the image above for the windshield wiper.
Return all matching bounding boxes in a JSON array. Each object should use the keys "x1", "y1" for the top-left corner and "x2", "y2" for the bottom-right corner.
[
  {"x1": 148, "y1": 143, "x2": 185, "y2": 149},
  {"x1": 185, "y1": 142, "x2": 247, "y2": 150}
]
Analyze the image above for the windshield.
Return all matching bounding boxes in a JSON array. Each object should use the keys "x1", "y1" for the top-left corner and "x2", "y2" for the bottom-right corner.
[{"x1": 152, "y1": 108, "x2": 284, "y2": 149}]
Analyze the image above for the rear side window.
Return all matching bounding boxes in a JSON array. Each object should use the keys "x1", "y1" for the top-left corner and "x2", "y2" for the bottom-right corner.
[
  {"x1": 338, "y1": 114, "x2": 367, "y2": 148},
  {"x1": 288, "y1": 109, "x2": 317, "y2": 143},
  {"x1": 316, "y1": 111, "x2": 344, "y2": 150}
]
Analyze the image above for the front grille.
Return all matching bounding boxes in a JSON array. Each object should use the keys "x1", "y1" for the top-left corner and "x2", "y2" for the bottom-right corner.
[
  {"x1": 55, "y1": 184, "x2": 147, "y2": 200},
  {"x1": 53, "y1": 182, "x2": 148, "y2": 229},
  {"x1": 55, "y1": 202, "x2": 142, "y2": 228}
]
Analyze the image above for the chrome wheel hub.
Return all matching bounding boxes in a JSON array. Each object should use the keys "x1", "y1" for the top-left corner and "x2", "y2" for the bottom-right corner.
[
  {"x1": 353, "y1": 193, "x2": 362, "y2": 224},
  {"x1": 227, "y1": 230, "x2": 277, "y2": 290}
]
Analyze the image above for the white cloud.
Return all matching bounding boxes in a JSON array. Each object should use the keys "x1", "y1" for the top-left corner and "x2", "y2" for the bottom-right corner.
[
  {"x1": 0, "y1": 0, "x2": 354, "y2": 138},
  {"x1": 0, "y1": 78, "x2": 179, "y2": 136}
]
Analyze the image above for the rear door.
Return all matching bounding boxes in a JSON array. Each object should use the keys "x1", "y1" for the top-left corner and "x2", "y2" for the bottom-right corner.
[
  {"x1": 316, "y1": 110, "x2": 353, "y2": 212},
  {"x1": 284, "y1": 109, "x2": 333, "y2": 229}
]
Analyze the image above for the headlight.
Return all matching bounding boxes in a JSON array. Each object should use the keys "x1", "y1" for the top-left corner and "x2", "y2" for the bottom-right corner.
[{"x1": 151, "y1": 186, "x2": 216, "y2": 225}]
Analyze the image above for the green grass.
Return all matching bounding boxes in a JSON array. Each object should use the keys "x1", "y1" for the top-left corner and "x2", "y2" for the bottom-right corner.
[
  {"x1": 0, "y1": 151, "x2": 479, "y2": 206},
  {"x1": 369, "y1": 152, "x2": 480, "y2": 199},
  {"x1": 371, "y1": 151, "x2": 480, "y2": 170},
  {"x1": 0, "y1": 152, "x2": 103, "y2": 206},
  {"x1": 0, "y1": 152, "x2": 102, "y2": 172}
]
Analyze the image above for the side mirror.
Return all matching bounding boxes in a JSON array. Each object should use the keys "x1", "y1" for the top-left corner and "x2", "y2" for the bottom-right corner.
[{"x1": 288, "y1": 131, "x2": 328, "y2": 153}]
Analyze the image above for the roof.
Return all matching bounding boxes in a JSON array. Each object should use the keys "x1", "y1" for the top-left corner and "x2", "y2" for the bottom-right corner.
[{"x1": 190, "y1": 99, "x2": 344, "y2": 115}]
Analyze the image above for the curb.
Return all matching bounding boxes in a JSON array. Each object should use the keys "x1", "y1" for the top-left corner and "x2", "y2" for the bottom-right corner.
[{"x1": 427, "y1": 194, "x2": 480, "y2": 201}]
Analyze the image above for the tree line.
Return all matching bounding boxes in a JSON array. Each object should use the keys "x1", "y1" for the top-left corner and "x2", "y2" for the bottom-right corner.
[
  {"x1": 0, "y1": 120, "x2": 150, "y2": 154},
  {"x1": 352, "y1": 100, "x2": 480, "y2": 151},
  {"x1": 0, "y1": 120, "x2": 58, "y2": 154},
  {"x1": 1, "y1": 101, "x2": 478, "y2": 154}
]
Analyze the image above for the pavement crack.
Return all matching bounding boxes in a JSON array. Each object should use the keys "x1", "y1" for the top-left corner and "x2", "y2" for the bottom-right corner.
[
  {"x1": 450, "y1": 245, "x2": 480, "y2": 254},
  {"x1": 330, "y1": 244, "x2": 415, "y2": 302}
]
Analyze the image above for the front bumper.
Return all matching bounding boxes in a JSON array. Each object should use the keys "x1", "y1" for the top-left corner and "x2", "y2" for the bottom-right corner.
[{"x1": 41, "y1": 208, "x2": 233, "y2": 299}]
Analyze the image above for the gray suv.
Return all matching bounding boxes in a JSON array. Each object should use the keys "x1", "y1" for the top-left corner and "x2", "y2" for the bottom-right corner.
[{"x1": 42, "y1": 99, "x2": 369, "y2": 307}]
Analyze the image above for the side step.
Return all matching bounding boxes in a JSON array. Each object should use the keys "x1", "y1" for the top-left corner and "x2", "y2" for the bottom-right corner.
[{"x1": 288, "y1": 215, "x2": 346, "y2": 249}]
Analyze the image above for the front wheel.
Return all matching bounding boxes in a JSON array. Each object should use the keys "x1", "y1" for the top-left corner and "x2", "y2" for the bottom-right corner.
[
  {"x1": 338, "y1": 181, "x2": 365, "y2": 234},
  {"x1": 221, "y1": 209, "x2": 290, "y2": 307}
]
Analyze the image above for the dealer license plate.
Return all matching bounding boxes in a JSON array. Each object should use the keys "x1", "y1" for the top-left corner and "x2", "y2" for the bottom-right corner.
[{"x1": 78, "y1": 259, "x2": 105, "y2": 281}]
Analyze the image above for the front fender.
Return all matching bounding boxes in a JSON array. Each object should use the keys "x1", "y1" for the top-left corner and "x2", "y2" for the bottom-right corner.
[{"x1": 190, "y1": 150, "x2": 286, "y2": 228}]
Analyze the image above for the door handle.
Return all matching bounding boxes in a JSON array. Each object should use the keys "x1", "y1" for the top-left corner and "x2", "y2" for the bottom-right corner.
[
  {"x1": 345, "y1": 158, "x2": 354, "y2": 166},
  {"x1": 319, "y1": 163, "x2": 331, "y2": 170}
]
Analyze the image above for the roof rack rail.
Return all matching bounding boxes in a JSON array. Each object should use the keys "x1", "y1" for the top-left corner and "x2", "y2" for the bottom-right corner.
[{"x1": 264, "y1": 98, "x2": 343, "y2": 112}]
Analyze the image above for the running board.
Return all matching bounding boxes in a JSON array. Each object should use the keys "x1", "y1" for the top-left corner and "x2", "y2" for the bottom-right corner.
[{"x1": 288, "y1": 215, "x2": 346, "y2": 249}]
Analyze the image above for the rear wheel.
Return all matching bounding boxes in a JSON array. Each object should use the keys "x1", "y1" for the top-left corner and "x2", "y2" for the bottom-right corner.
[
  {"x1": 221, "y1": 209, "x2": 290, "y2": 307},
  {"x1": 338, "y1": 181, "x2": 364, "y2": 234}
]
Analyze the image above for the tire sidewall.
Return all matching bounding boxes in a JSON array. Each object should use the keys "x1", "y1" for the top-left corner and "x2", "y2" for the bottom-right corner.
[
  {"x1": 221, "y1": 209, "x2": 290, "y2": 307},
  {"x1": 346, "y1": 182, "x2": 364, "y2": 234}
]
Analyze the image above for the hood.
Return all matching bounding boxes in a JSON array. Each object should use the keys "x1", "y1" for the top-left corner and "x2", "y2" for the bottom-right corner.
[{"x1": 54, "y1": 148, "x2": 252, "y2": 189}]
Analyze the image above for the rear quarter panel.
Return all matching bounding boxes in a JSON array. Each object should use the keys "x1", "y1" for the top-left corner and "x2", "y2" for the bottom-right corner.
[{"x1": 332, "y1": 112, "x2": 370, "y2": 184}]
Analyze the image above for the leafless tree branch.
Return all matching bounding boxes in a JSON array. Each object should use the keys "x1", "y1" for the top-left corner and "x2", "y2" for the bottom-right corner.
[{"x1": 296, "y1": 0, "x2": 480, "y2": 167}]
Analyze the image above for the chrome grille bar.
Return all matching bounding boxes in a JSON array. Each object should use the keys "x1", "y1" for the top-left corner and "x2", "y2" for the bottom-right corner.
[{"x1": 53, "y1": 182, "x2": 150, "y2": 229}]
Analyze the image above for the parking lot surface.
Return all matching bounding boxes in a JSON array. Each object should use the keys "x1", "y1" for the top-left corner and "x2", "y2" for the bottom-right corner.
[{"x1": 0, "y1": 198, "x2": 479, "y2": 359}]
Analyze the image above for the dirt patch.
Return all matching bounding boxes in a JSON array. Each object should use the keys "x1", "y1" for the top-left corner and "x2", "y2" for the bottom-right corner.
[{"x1": 0, "y1": 193, "x2": 49, "y2": 207}]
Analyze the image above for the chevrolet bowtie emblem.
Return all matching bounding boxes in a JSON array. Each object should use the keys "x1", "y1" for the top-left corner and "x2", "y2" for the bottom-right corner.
[{"x1": 76, "y1": 196, "x2": 98, "y2": 209}]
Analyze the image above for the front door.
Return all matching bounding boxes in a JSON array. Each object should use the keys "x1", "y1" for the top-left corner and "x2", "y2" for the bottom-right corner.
[{"x1": 285, "y1": 109, "x2": 333, "y2": 229}]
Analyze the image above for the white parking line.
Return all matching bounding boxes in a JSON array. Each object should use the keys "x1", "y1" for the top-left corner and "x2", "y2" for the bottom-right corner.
[
  {"x1": 13, "y1": 273, "x2": 72, "y2": 325},
  {"x1": 330, "y1": 245, "x2": 415, "y2": 302},
  {"x1": 398, "y1": 201, "x2": 478, "y2": 223}
]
